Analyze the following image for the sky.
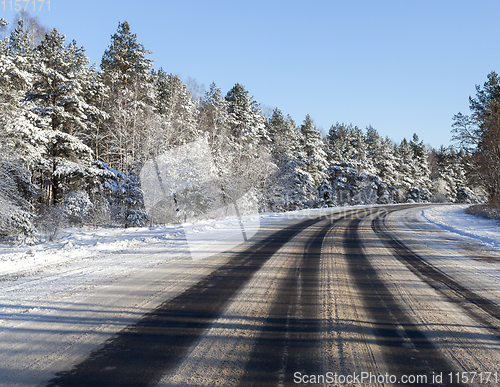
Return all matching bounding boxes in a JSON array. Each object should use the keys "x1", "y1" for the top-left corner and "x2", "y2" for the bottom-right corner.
[{"x1": 3, "y1": 0, "x2": 500, "y2": 148}]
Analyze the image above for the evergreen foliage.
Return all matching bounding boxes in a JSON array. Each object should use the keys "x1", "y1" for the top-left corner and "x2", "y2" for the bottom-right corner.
[{"x1": 0, "y1": 15, "x2": 488, "y2": 244}]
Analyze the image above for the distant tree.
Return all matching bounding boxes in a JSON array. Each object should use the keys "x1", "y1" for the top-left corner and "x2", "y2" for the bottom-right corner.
[
  {"x1": 365, "y1": 126, "x2": 398, "y2": 202},
  {"x1": 11, "y1": 11, "x2": 48, "y2": 49},
  {"x1": 225, "y1": 83, "x2": 268, "y2": 145},
  {"x1": 198, "y1": 82, "x2": 234, "y2": 151},
  {"x1": 266, "y1": 109, "x2": 313, "y2": 210},
  {"x1": 300, "y1": 114, "x2": 328, "y2": 188},
  {"x1": 429, "y1": 146, "x2": 476, "y2": 203},
  {"x1": 394, "y1": 136, "x2": 430, "y2": 203},
  {"x1": 154, "y1": 70, "x2": 199, "y2": 146},
  {"x1": 409, "y1": 133, "x2": 431, "y2": 195},
  {"x1": 452, "y1": 71, "x2": 500, "y2": 206},
  {"x1": 101, "y1": 21, "x2": 153, "y2": 91},
  {"x1": 325, "y1": 122, "x2": 381, "y2": 205},
  {"x1": 326, "y1": 122, "x2": 368, "y2": 169},
  {"x1": 197, "y1": 82, "x2": 235, "y2": 181},
  {"x1": 224, "y1": 83, "x2": 273, "y2": 205}
]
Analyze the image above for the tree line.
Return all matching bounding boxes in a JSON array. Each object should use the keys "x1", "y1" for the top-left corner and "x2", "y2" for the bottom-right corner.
[{"x1": 0, "y1": 16, "x2": 486, "y2": 245}]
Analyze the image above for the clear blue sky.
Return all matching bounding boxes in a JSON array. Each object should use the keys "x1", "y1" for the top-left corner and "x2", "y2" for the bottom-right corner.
[{"x1": 3, "y1": 0, "x2": 499, "y2": 148}]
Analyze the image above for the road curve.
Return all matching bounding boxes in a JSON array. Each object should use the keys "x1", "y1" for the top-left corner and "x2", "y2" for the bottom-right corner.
[{"x1": 45, "y1": 205, "x2": 500, "y2": 387}]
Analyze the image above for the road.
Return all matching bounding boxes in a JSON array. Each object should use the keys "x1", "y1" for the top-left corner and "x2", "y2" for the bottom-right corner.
[{"x1": 11, "y1": 205, "x2": 500, "y2": 386}]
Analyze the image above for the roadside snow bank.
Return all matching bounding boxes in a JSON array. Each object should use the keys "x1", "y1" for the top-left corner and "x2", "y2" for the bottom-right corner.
[
  {"x1": 0, "y1": 205, "x2": 362, "y2": 277},
  {"x1": 421, "y1": 204, "x2": 500, "y2": 250}
]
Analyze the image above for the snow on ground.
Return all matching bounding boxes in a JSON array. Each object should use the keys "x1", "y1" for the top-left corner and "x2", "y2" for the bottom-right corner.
[
  {"x1": 0, "y1": 206, "x2": 352, "y2": 279},
  {"x1": 395, "y1": 204, "x2": 500, "y2": 325},
  {"x1": 420, "y1": 204, "x2": 500, "y2": 250},
  {"x1": 0, "y1": 211, "x2": 286, "y2": 386}
]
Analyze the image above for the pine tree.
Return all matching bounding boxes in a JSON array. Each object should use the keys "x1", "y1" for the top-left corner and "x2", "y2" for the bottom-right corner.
[
  {"x1": 395, "y1": 138, "x2": 414, "y2": 201},
  {"x1": 101, "y1": 21, "x2": 153, "y2": 90},
  {"x1": 326, "y1": 122, "x2": 367, "y2": 168},
  {"x1": 0, "y1": 157, "x2": 38, "y2": 244},
  {"x1": 1, "y1": 20, "x2": 35, "y2": 116},
  {"x1": 100, "y1": 21, "x2": 155, "y2": 172},
  {"x1": 123, "y1": 171, "x2": 148, "y2": 227},
  {"x1": 266, "y1": 109, "x2": 313, "y2": 210},
  {"x1": 365, "y1": 125, "x2": 383, "y2": 176},
  {"x1": 364, "y1": 126, "x2": 398, "y2": 203},
  {"x1": 325, "y1": 122, "x2": 375, "y2": 205},
  {"x1": 154, "y1": 70, "x2": 198, "y2": 146},
  {"x1": 300, "y1": 114, "x2": 328, "y2": 188},
  {"x1": 198, "y1": 82, "x2": 233, "y2": 150},
  {"x1": 26, "y1": 28, "x2": 106, "y2": 205},
  {"x1": 223, "y1": 83, "x2": 273, "y2": 207},
  {"x1": 394, "y1": 136, "x2": 430, "y2": 202},
  {"x1": 430, "y1": 146, "x2": 476, "y2": 203},
  {"x1": 409, "y1": 133, "x2": 431, "y2": 199},
  {"x1": 0, "y1": 19, "x2": 44, "y2": 243},
  {"x1": 225, "y1": 83, "x2": 268, "y2": 145},
  {"x1": 197, "y1": 82, "x2": 235, "y2": 191}
]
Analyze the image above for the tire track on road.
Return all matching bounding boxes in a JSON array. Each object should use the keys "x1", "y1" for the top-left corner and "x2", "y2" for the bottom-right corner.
[
  {"x1": 345, "y1": 214, "x2": 463, "y2": 386},
  {"x1": 45, "y1": 217, "x2": 325, "y2": 387},
  {"x1": 238, "y1": 218, "x2": 336, "y2": 387},
  {"x1": 373, "y1": 211, "x2": 500, "y2": 337}
]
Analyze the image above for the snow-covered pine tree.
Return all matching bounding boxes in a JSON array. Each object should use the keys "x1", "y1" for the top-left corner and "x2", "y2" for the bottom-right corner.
[
  {"x1": 0, "y1": 157, "x2": 38, "y2": 244},
  {"x1": 27, "y1": 28, "x2": 106, "y2": 206},
  {"x1": 365, "y1": 126, "x2": 398, "y2": 203},
  {"x1": 395, "y1": 138, "x2": 415, "y2": 202},
  {"x1": 326, "y1": 122, "x2": 367, "y2": 169},
  {"x1": 223, "y1": 83, "x2": 273, "y2": 207},
  {"x1": 300, "y1": 114, "x2": 328, "y2": 188},
  {"x1": 198, "y1": 82, "x2": 234, "y2": 153},
  {"x1": 409, "y1": 133, "x2": 431, "y2": 200},
  {"x1": 123, "y1": 171, "x2": 148, "y2": 227},
  {"x1": 326, "y1": 122, "x2": 350, "y2": 164},
  {"x1": 101, "y1": 21, "x2": 153, "y2": 91},
  {"x1": 101, "y1": 21, "x2": 155, "y2": 172},
  {"x1": 225, "y1": 83, "x2": 268, "y2": 146},
  {"x1": 92, "y1": 160, "x2": 148, "y2": 226},
  {"x1": 1, "y1": 19, "x2": 36, "y2": 117},
  {"x1": 394, "y1": 135, "x2": 430, "y2": 202},
  {"x1": 326, "y1": 122, "x2": 376, "y2": 205},
  {"x1": 197, "y1": 82, "x2": 234, "y2": 188},
  {"x1": 154, "y1": 70, "x2": 199, "y2": 146},
  {"x1": 193, "y1": 83, "x2": 248, "y2": 215},
  {"x1": 0, "y1": 19, "x2": 42, "y2": 243},
  {"x1": 365, "y1": 125, "x2": 384, "y2": 176},
  {"x1": 267, "y1": 108, "x2": 294, "y2": 166},
  {"x1": 266, "y1": 109, "x2": 314, "y2": 210},
  {"x1": 430, "y1": 146, "x2": 454, "y2": 202},
  {"x1": 430, "y1": 146, "x2": 477, "y2": 203}
]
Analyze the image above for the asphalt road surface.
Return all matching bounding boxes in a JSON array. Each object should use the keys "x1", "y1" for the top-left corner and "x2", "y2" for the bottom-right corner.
[{"x1": 45, "y1": 205, "x2": 500, "y2": 387}]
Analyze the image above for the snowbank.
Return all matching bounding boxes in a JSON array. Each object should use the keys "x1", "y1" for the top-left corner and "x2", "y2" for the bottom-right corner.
[{"x1": 420, "y1": 204, "x2": 500, "y2": 250}]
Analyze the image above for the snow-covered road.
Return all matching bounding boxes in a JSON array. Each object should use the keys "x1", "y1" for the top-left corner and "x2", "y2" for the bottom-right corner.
[{"x1": 1, "y1": 204, "x2": 500, "y2": 386}]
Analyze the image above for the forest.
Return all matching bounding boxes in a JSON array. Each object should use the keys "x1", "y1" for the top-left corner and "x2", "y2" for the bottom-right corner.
[{"x1": 0, "y1": 16, "x2": 491, "y2": 245}]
